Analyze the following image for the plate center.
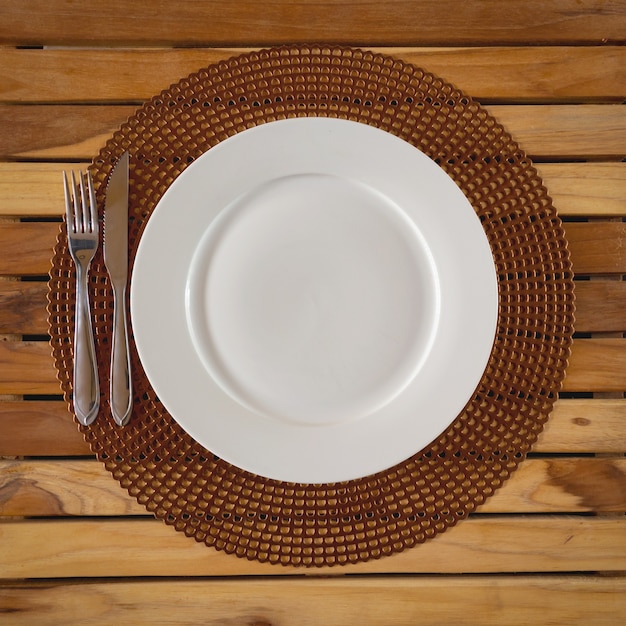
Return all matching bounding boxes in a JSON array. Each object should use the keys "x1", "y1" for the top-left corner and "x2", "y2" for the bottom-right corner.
[{"x1": 187, "y1": 173, "x2": 439, "y2": 427}]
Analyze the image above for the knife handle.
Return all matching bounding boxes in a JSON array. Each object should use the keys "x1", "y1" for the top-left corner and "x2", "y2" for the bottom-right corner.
[
  {"x1": 110, "y1": 282, "x2": 133, "y2": 426},
  {"x1": 73, "y1": 262, "x2": 100, "y2": 425}
]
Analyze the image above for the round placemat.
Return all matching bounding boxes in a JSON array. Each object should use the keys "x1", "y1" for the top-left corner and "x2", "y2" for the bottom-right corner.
[{"x1": 47, "y1": 45, "x2": 575, "y2": 567}]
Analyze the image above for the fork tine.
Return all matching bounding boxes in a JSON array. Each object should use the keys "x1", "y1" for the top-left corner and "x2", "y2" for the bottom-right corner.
[
  {"x1": 71, "y1": 170, "x2": 81, "y2": 232},
  {"x1": 86, "y1": 171, "x2": 98, "y2": 233},
  {"x1": 62, "y1": 171, "x2": 73, "y2": 230},
  {"x1": 78, "y1": 171, "x2": 89, "y2": 234}
]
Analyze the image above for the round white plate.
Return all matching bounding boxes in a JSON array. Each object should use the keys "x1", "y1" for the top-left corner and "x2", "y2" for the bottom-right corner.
[{"x1": 131, "y1": 117, "x2": 498, "y2": 483}]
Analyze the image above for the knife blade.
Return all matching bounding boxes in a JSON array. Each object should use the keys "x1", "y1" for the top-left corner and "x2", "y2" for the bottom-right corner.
[{"x1": 104, "y1": 151, "x2": 132, "y2": 426}]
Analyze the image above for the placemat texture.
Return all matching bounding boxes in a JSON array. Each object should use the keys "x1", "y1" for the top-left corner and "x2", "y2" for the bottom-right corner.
[{"x1": 48, "y1": 45, "x2": 575, "y2": 567}]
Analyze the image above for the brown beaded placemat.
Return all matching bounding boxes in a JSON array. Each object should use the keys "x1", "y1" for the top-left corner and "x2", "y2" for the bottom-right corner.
[{"x1": 48, "y1": 45, "x2": 575, "y2": 567}]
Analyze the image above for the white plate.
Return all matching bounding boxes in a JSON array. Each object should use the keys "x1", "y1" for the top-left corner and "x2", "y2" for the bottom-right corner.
[{"x1": 131, "y1": 118, "x2": 498, "y2": 483}]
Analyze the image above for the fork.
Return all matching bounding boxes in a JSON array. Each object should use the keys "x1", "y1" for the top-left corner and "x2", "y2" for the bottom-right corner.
[{"x1": 63, "y1": 170, "x2": 100, "y2": 425}]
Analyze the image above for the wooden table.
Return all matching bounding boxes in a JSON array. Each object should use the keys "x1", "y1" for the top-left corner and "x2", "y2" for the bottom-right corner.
[{"x1": 1, "y1": 2, "x2": 625, "y2": 624}]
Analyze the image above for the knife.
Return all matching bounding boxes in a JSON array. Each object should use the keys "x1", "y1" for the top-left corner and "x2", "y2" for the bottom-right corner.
[{"x1": 104, "y1": 151, "x2": 132, "y2": 426}]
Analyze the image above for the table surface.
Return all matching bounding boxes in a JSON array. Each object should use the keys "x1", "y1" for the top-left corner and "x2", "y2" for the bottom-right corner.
[{"x1": 0, "y1": 1, "x2": 625, "y2": 624}]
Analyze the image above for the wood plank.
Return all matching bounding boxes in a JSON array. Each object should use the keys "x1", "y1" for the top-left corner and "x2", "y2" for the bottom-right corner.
[
  {"x1": 2, "y1": 47, "x2": 625, "y2": 104},
  {"x1": 563, "y1": 339, "x2": 626, "y2": 393},
  {"x1": 0, "y1": 1, "x2": 624, "y2": 46},
  {"x1": 566, "y1": 222, "x2": 626, "y2": 275},
  {"x1": 537, "y1": 163, "x2": 626, "y2": 217},
  {"x1": 0, "y1": 516, "x2": 623, "y2": 576},
  {"x1": 1, "y1": 576, "x2": 625, "y2": 626},
  {"x1": 572, "y1": 280, "x2": 626, "y2": 333},
  {"x1": 0, "y1": 337, "x2": 622, "y2": 396},
  {"x1": 1, "y1": 457, "x2": 624, "y2": 518},
  {"x1": 535, "y1": 399, "x2": 626, "y2": 453},
  {"x1": 0, "y1": 281, "x2": 50, "y2": 334},
  {"x1": 484, "y1": 104, "x2": 626, "y2": 160},
  {"x1": 0, "y1": 401, "x2": 90, "y2": 457},
  {"x1": 1, "y1": 104, "x2": 624, "y2": 160},
  {"x1": 1, "y1": 398, "x2": 622, "y2": 458},
  {"x1": 2, "y1": 162, "x2": 624, "y2": 219},
  {"x1": 0, "y1": 222, "x2": 60, "y2": 276},
  {"x1": 0, "y1": 341, "x2": 60, "y2": 395},
  {"x1": 0, "y1": 162, "x2": 66, "y2": 217}
]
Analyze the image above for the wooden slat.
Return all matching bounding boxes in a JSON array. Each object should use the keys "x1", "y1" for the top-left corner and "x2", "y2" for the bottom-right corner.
[
  {"x1": 1, "y1": 457, "x2": 624, "y2": 518},
  {"x1": 1, "y1": 0, "x2": 624, "y2": 46},
  {"x1": 535, "y1": 399, "x2": 626, "y2": 453},
  {"x1": 563, "y1": 339, "x2": 626, "y2": 393},
  {"x1": 0, "y1": 281, "x2": 50, "y2": 334},
  {"x1": 566, "y1": 222, "x2": 626, "y2": 275},
  {"x1": 537, "y1": 162, "x2": 626, "y2": 217},
  {"x1": 0, "y1": 163, "x2": 66, "y2": 217},
  {"x1": 1, "y1": 576, "x2": 625, "y2": 626},
  {"x1": 0, "y1": 104, "x2": 136, "y2": 161},
  {"x1": 0, "y1": 341, "x2": 59, "y2": 395},
  {"x1": 1, "y1": 104, "x2": 625, "y2": 160},
  {"x1": 0, "y1": 222, "x2": 59, "y2": 275},
  {"x1": 0, "y1": 401, "x2": 89, "y2": 457},
  {"x1": 0, "y1": 516, "x2": 624, "y2": 577},
  {"x1": 485, "y1": 104, "x2": 626, "y2": 160},
  {"x1": 572, "y1": 280, "x2": 626, "y2": 332},
  {"x1": 1, "y1": 398, "x2": 623, "y2": 457},
  {"x1": 0, "y1": 337, "x2": 623, "y2": 396},
  {"x1": 2, "y1": 162, "x2": 624, "y2": 219},
  {"x1": 2, "y1": 47, "x2": 625, "y2": 104}
]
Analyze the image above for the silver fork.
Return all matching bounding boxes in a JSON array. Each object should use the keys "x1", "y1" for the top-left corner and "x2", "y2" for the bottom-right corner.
[{"x1": 63, "y1": 170, "x2": 100, "y2": 425}]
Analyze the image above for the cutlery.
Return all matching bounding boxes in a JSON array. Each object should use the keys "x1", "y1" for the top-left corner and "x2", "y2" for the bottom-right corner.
[
  {"x1": 63, "y1": 169, "x2": 100, "y2": 425},
  {"x1": 104, "y1": 151, "x2": 133, "y2": 426}
]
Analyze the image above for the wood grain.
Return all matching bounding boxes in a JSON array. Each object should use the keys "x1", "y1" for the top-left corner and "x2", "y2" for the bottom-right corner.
[
  {"x1": 566, "y1": 222, "x2": 626, "y2": 275},
  {"x1": 536, "y1": 163, "x2": 626, "y2": 217},
  {"x1": 1, "y1": 398, "x2": 623, "y2": 457},
  {"x1": 0, "y1": 401, "x2": 89, "y2": 457},
  {"x1": 1, "y1": 457, "x2": 624, "y2": 518},
  {"x1": 535, "y1": 399, "x2": 626, "y2": 453},
  {"x1": 2, "y1": 46, "x2": 625, "y2": 104},
  {"x1": 0, "y1": 281, "x2": 50, "y2": 334},
  {"x1": 0, "y1": 516, "x2": 624, "y2": 577},
  {"x1": 0, "y1": 341, "x2": 60, "y2": 395},
  {"x1": 1, "y1": 104, "x2": 625, "y2": 160},
  {"x1": 1, "y1": 1, "x2": 624, "y2": 46},
  {"x1": 563, "y1": 339, "x2": 626, "y2": 392},
  {"x1": 1, "y1": 576, "x2": 624, "y2": 626},
  {"x1": 0, "y1": 222, "x2": 59, "y2": 276}
]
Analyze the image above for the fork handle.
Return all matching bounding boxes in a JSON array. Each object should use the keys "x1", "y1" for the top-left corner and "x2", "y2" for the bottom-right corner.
[
  {"x1": 110, "y1": 281, "x2": 133, "y2": 426},
  {"x1": 73, "y1": 262, "x2": 100, "y2": 425}
]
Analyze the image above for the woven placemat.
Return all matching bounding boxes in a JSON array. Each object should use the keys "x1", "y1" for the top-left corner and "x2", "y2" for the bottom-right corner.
[{"x1": 48, "y1": 45, "x2": 575, "y2": 567}]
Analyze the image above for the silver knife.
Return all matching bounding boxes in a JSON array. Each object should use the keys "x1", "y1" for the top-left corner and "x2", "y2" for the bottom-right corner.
[{"x1": 104, "y1": 151, "x2": 132, "y2": 426}]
